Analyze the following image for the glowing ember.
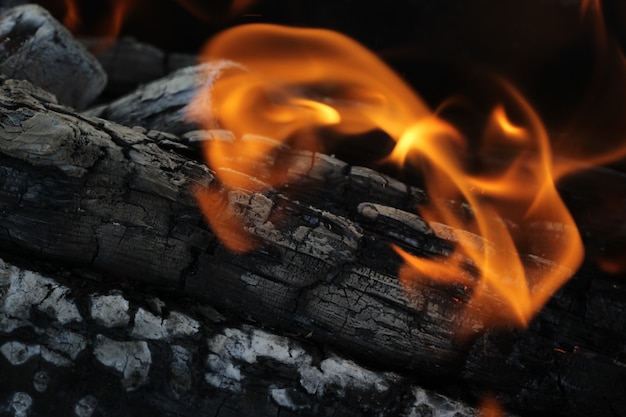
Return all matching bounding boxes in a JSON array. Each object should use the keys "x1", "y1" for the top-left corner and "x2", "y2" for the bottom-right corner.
[{"x1": 189, "y1": 16, "x2": 626, "y2": 328}]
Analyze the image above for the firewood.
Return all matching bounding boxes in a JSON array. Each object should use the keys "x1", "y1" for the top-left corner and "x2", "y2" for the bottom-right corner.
[
  {"x1": 0, "y1": 4, "x2": 106, "y2": 109},
  {"x1": 85, "y1": 62, "x2": 238, "y2": 135},
  {"x1": 0, "y1": 255, "x2": 484, "y2": 417},
  {"x1": 1, "y1": 75, "x2": 625, "y2": 417}
]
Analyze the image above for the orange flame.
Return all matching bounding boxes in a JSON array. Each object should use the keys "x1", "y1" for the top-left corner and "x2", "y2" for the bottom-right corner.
[
  {"x1": 393, "y1": 78, "x2": 585, "y2": 327},
  {"x1": 103, "y1": 0, "x2": 133, "y2": 39},
  {"x1": 580, "y1": 0, "x2": 601, "y2": 20},
  {"x1": 479, "y1": 395, "x2": 505, "y2": 417},
  {"x1": 188, "y1": 22, "x2": 625, "y2": 329},
  {"x1": 53, "y1": 0, "x2": 135, "y2": 38},
  {"x1": 62, "y1": 0, "x2": 81, "y2": 33},
  {"x1": 189, "y1": 24, "x2": 437, "y2": 256}
]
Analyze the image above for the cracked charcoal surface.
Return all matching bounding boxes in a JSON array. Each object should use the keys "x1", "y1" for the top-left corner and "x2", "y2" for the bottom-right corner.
[{"x1": 0, "y1": 256, "x2": 481, "y2": 417}]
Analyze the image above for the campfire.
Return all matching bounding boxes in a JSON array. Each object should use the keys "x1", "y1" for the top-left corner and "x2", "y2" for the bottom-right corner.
[{"x1": 0, "y1": 1, "x2": 625, "y2": 417}]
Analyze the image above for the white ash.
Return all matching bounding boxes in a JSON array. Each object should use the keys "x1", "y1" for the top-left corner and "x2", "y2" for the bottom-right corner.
[
  {"x1": 0, "y1": 258, "x2": 490, "y2": 416},
  {"x1": 204, "y1": 326, "x2": 482, "y2": 415},
  {"x1": 0, "y1": 341, "x2": 40, "y2": 366},
  {"x1": 131, "y1": 308, "x2": 200, "y2": 340},
  {"x1": 269, "y1": 387, "x2": 311, "y2": 412},
  {"x1": 36, "y1": 327, "x2": 86, "y2": 360},
  {"x1": 205, "y1": 353, "x2": 242, "y2": 392},
  {"x1": 131, "y1": 308, "x2": 163, "y2": 339},
  {"x1": 9, "y1": 392, "x2": 32, "y2": 417},
  {"x1": 299, "y1": 355, "x2": 394, "y2": 397},
  {"x1": 165, "y1": 311, "x2": 200, "y2": 337},
  {"x1": 207, "y1": 327, "x2": 310, "y2": 366},
  {"x1": 40, "y1": 347, "x2": 72, "y2": 367},
  {"x1": 37, "y1": 284, "x2": 83, "y2": 324},
  {"x1": 93, "y1": 335, "x2": 152, "y2": 391},
  {"x1": 405, "y1": 387, "x2": 477, "y2": 417},
  {"x1": 74, "y1": 395, "x2": 98, "y2": 417},
  {"x1": 0, "y1": 339, "x2": 79, "y2": 367},
  {"x1": 206, "y1": 327, "x2": 396, "y2": 402},
  {"x1": 0, "y1": 261, "x2": 82, "y2": 332},
  {"x1": 89, "y1": 294, "x2": 130, "y2": 327},
  {"x1": 32, "y1": 371, "x2": 49, "y2": 393}
]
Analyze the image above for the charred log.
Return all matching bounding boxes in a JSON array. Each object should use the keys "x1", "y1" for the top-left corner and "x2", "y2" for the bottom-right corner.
[
  {"x1": 0, "y1": 4, "x2": 106, "y2": 109},
  {"x1": 0, "y1": 75, "x2": 625, "y2": 417},
  {"x1": 84, "y1": 62, "x2": 237, "y2": 135}
]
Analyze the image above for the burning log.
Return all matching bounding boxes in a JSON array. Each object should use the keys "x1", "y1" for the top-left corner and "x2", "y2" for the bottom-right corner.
[{"x1": 1, "y1": 71, "x2": 625, "y2": 417}]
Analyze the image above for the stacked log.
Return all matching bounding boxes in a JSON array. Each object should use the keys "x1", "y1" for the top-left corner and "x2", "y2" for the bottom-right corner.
[{"x1": 0, "y1": 4, "x2": 625, "y2": 417}]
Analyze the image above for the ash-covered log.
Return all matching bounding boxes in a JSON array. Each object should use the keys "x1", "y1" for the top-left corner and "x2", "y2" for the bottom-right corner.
[
  {"x1": 85, "y1": 62, "x2": 238, "y2": 135},
  {"x1": 1, "y1": 255, "x2": 482, "y2": 417},
  {"x1": 0, "y1": 74, "x2": 625, "y2": 417}
]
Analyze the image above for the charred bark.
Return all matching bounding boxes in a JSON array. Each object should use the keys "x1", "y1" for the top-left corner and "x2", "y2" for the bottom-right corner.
[{"x1": 0, "y1": 75, "x2": 625, "y2": 417}]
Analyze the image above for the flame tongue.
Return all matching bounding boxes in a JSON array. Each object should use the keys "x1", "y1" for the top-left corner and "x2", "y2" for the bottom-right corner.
[
  {"x1": 191, "y1": 24, "x2": 433, "y2": 144},
  {"x1": 189, "y1": 23, "x2": 589, "y2": 329},
  {"x1": 390, "y1": 78, "x2": 585, "y2": 327}
]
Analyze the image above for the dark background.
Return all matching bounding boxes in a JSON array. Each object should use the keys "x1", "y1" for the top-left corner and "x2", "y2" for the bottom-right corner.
[{"x1": 31, "y1": 0, "x2": 624, "y2": 118}]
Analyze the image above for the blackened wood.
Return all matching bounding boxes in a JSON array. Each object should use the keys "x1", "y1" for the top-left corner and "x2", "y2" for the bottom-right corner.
[
  {"x1": 0, "y1": 76, "x2": 625, "y2": 417},
  {"x1": 85, "y1": 62, "x2": 238, "y2": 135},
  {"x1": 81, "y1": 36, "x2": 197, "y2": 99},
  {"x1": 0, "y1": 4, "x2": 106, "y2": 109},
  {"x1": 2, "y1": 256, "x2": 479, "y2": 417}
]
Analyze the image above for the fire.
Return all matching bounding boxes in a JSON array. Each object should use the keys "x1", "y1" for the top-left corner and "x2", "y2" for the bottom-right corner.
[
  {"x1": 188, "y1": 23, "x2": 438, "y2": 254},
  {"x1": 478, "y1": 395, "x2": 505, "y2": 417},
  {"x1": 394, "y1": 77, "x2": 588, "y2": 327},
  {"x1": 62, "y1": 0, "x2": 80, "y2": 32},
  {"x1": 103, "y1": 0, "x2": 133, "y2": 41},
  {"x1": 53, "y1": 0, "x2": 135, "y2": 37},
  {"x1": 189, "y1": 23, "x2": 591, "y2": 329}
]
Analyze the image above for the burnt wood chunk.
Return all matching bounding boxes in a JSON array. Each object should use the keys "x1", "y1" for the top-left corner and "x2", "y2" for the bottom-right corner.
[
  {"x1": 0, "y1": 257, "x2": 481, "y2": 417},
  {"x1": 0, "y1": 76, "x2": 625, "y2": 417},
  {"x1": 0, "y1": 4, "x2": 106, "y2": 109},
  {"x1": 85, "y1": 62, "x2": 238, "y2": 135}
]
